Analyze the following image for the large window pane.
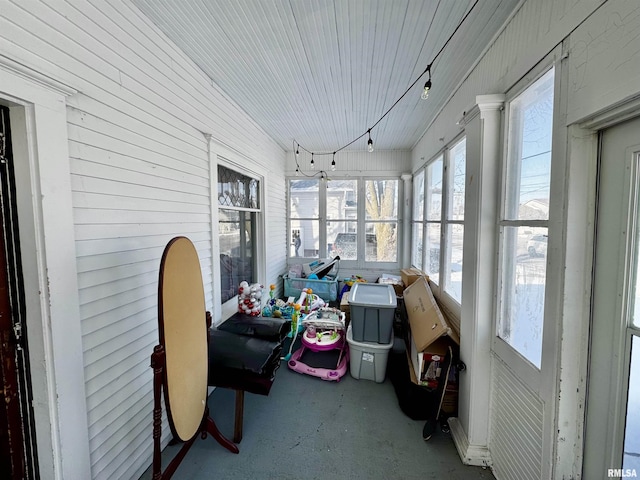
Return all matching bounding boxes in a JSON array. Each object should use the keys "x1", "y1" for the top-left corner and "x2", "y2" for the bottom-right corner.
[
  {"x1": 365, "y1": 180, "x2": 398, "y2": 221},
  {"x1": 412, "y1": 223, "x2": 423, "y2": 270},
  {"x1": 445, "y1": 224, "x2": 464, "y2": 302},
  {"x1": 449, "y1": 139, "x2": 466, "y2": 221},
  {"x1": 219, "y1": 209, "x2": 255, "y2": 303},
  {"x1": 327, "y1": 179, "x2": 357, "y2": 220},
  {"x1": 290, "y1": 179, "x2": 319, "y2": 219},
  {"x1": 632, "y1": 183, "x2": 640, "y2": 328},
  {"x1": 365, "y1": 222, "x2": 396, "y2": 262},
  {"x1": 425, "y1": 223, "x2": 441, "y2": 281},
  {"x1": 505, "y1": 69, "x2": 554, "y2": 221},
  {"x1": 413, "y1": 170, "x2": 425, "y2": 221},
  {"x1": 290, "y1": 179, "x2": 319, "y2": 259},
  {"x1": 426, "y1": 157, "x2": 443, "y2": 221},
  {"x1": 365, "y1": 180, "x2": 398, "y2": 262},
  {"x1": 623, "y1": 335, "x2": 640, "y2": 472},
  {"x1": 329, "y1": 222, "x2": 357, "y2": 260},
  {"x1": 290, "y1": 220, "x2": 320, "y2": 258},
  {"x1": 327, "y1": 179, "x2": 358, "y2": 259},
  {"x1": 499, "y1": 226, "x2": 548, "y2": 368}
]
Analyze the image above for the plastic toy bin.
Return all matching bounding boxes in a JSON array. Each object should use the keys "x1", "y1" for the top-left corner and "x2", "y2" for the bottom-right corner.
[
  {"x1": 347, "y1": 324, "x2": 393, "y2": 383},
  {"x1": 349, "y1": 283, "x2": 397, "y2": 343},
  {"x1": 282, "y1": 274, "x2": 338, "y2": 302}
]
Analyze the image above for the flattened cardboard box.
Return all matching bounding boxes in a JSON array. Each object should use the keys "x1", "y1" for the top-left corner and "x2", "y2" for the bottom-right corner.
[{"x1": 403, "y1": 276, "x2": 460, "y2": 352}]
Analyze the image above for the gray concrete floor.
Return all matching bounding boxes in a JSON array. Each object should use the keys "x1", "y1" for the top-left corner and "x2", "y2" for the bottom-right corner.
[{"x1": 141, "y1": 355, "x2": 494, "y2": 479}]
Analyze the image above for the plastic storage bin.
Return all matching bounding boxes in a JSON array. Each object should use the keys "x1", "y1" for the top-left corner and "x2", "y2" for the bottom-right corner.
[
  {"x1": 283, "y1": 274, "x2": 338, "y2": 302},
  {"x1": 349, "y1": 283, "x2": 397, "y2": 343},
  {"x1": 347, "y1": 324, "x2": 393, "y2": 383}
]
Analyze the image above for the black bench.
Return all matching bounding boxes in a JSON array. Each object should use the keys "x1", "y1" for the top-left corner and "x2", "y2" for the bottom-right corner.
[{"x1": 207, "y1": 312, "x2": 289, "y2": 442}]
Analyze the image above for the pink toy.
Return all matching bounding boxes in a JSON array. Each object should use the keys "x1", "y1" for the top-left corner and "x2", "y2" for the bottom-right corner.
[{"x1": 287, "y1": 307, "x2": 349, "y2": 381}]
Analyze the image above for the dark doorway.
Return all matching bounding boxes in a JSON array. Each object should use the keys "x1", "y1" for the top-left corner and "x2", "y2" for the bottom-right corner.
[{"x1": 0, "y1": 105, "x2": 38, "y2": 479}]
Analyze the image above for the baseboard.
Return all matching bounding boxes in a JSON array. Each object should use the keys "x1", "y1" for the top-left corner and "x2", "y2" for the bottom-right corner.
[{"x1": 448, "y1": 417, "x2": 492, "y2": 467}]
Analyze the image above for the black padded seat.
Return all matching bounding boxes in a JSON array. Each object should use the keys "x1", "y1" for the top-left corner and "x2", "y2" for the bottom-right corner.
[{"x1": 207, "y1": 313, "x2": 289, "y2": 442}]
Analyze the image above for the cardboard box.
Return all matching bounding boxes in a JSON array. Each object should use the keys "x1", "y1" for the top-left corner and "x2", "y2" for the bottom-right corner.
[
  {"x1": 403, "y1": 276, "x2": 460, "y2": 352},
  {"x1": 400, "y1": 268, "x2": 428, "y2": 288},
  {"x1": 403, "y1": 276, "x2": 459, "y2": 387},
  {"x1": 409, "y1": 333, "x2": 451, "y2": 388},
  {"x1": 377, "y1": 275, "x2": 404, "y2": 296}
]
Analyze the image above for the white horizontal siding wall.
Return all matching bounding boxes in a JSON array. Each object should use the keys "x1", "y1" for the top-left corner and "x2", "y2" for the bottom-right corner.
[
  {"x1": 1, "y1": 1, "x2": 286, "y2": 479},
  {"x1": 69, "y1": 104, "x2": 213, "y2": 479},
  {"x1": 287, "y1": 149, "x2": 411, "y2": 175}
]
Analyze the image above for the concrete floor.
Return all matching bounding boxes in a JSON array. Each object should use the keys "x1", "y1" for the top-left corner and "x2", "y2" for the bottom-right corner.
[{"x1": 140, "y1": 353, "x2": 494, "y2": 480}]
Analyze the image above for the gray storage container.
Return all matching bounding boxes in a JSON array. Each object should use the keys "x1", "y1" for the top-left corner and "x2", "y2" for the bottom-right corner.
[
  {"x1": 349, "y1": 283, "x2": 397, "y2": 344},
  {"x1": 347, "y1": 324, "x2": 394, "y2": 382}
]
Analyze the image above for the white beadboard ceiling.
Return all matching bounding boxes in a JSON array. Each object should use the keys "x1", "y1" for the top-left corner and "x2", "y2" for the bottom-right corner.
[{"x1": 131, "y1": 0, "x2": 521, "y2": 153}]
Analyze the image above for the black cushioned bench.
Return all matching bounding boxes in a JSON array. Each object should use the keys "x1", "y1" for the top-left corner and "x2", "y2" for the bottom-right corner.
[{"x1": 207, "y1": 312, "x2": 289, "y2": 442}]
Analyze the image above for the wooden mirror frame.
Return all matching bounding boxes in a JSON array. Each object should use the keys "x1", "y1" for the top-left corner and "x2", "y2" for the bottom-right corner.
[{"x1": 151, "y1": 237, "x2": 238, "y2": 480}]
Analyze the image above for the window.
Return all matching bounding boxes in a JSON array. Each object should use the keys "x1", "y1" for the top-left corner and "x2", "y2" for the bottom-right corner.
[
  {"x1": 364, "y1": 179, "x2": 398, "y2": 262},
  {"x1": 444, "y1": 139, "x2": 466, "y2": 301},
  {"x1": 289, "y1": 179, "x2": 320, "y2": 258},
  {"x1": 218, "y1": 164, "x2": 260, "y2": 303},
  {"x1": 425, "y1": 156, "x2": 443, "y2": 281},
  {"x1": 327, "y1": 179, "x2": 358, "y2": 259},
  {"x1": 497, "y1": 67, "x2": 555, "y2": 369},
  {"x1": 411, "y1": 137, "x2": 465, "y2": 306},
  {"x1": 288, "y1": 177, "x2": 399, "y2": 266},
  {"x1": 411, "y1": 170, "x2": 425, "y2": 270}
]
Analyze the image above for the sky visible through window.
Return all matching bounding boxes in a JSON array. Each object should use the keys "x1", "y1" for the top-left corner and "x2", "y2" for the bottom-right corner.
[{"x1": 517, "y1": 70, "x2": 554, "y2": 206}]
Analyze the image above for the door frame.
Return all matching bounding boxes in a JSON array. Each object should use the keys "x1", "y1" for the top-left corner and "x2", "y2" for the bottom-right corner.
[
  {"x1": 582, "y1": 112, "x2": 640, "y2": 477},
  {"x1": 0, "y1": 104, "x2": 38, "y2": 478},
  {"x1": 0, "y1": 57, "x2": 91, "y2": 479}
]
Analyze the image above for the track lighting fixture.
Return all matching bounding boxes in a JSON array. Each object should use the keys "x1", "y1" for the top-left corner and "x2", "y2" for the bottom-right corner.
[{"x1": 367, "y1": 130, "x2": 374, "y2": 152}]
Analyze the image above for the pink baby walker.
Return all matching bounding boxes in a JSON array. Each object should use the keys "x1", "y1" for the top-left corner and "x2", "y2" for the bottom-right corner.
[{"x1": 288, "y1": 307, "x2": 349, "y2": 381}]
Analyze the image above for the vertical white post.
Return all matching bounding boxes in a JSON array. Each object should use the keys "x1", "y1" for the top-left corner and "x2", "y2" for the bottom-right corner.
[
  {"x1": 449, "y1": 94, "x2": 504, "y2": 466},
  {"x1": 401, "y1": 173, "x2": 412, "y2": 267}
]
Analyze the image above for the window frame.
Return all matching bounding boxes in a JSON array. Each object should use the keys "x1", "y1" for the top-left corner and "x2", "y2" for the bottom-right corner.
[
  {"x1": 492, "y1": 61, "x2": 559, "y2": 390},
  {"x1": 412, "y1": 134, "x2": 466, "y2": 317},
  {"x1": 287, "y1": 175, "x2": 402, "y2": 269},
  {"x1": 216, "y1": 158, "x2": 265, "y2": 322}
]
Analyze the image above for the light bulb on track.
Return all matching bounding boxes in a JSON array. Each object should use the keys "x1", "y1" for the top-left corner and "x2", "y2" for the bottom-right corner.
[{"x1": 421, "y1": 79, "x2": 431, "y2": 100}]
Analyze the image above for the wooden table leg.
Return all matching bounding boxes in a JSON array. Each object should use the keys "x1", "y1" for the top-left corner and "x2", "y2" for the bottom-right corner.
[{"x1": 234, "y1": 390, "x2": 244, "y2": 443}]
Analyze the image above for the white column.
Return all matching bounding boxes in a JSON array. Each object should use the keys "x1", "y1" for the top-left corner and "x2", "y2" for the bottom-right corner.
[
  {"x1": 401, "y1": 173, "x2": 412, "y2": 267},
  {"x1": 449, "y1": 94, "x2": 504, "y2": 466}
]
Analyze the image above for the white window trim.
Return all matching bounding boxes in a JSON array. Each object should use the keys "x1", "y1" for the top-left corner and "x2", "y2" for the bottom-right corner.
[
  {"x1": 415, "y1": 134, "x2": 466, "y2": 319},
  {"x1": 287, "y1": 175, "x2": 402, "y2": 270},
  {"x1": 492, "y1": 51, "x2": 562, "y2": 394},
  {"x1": 209, "y1": 140, "x2": 265, "y2": 325}
]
